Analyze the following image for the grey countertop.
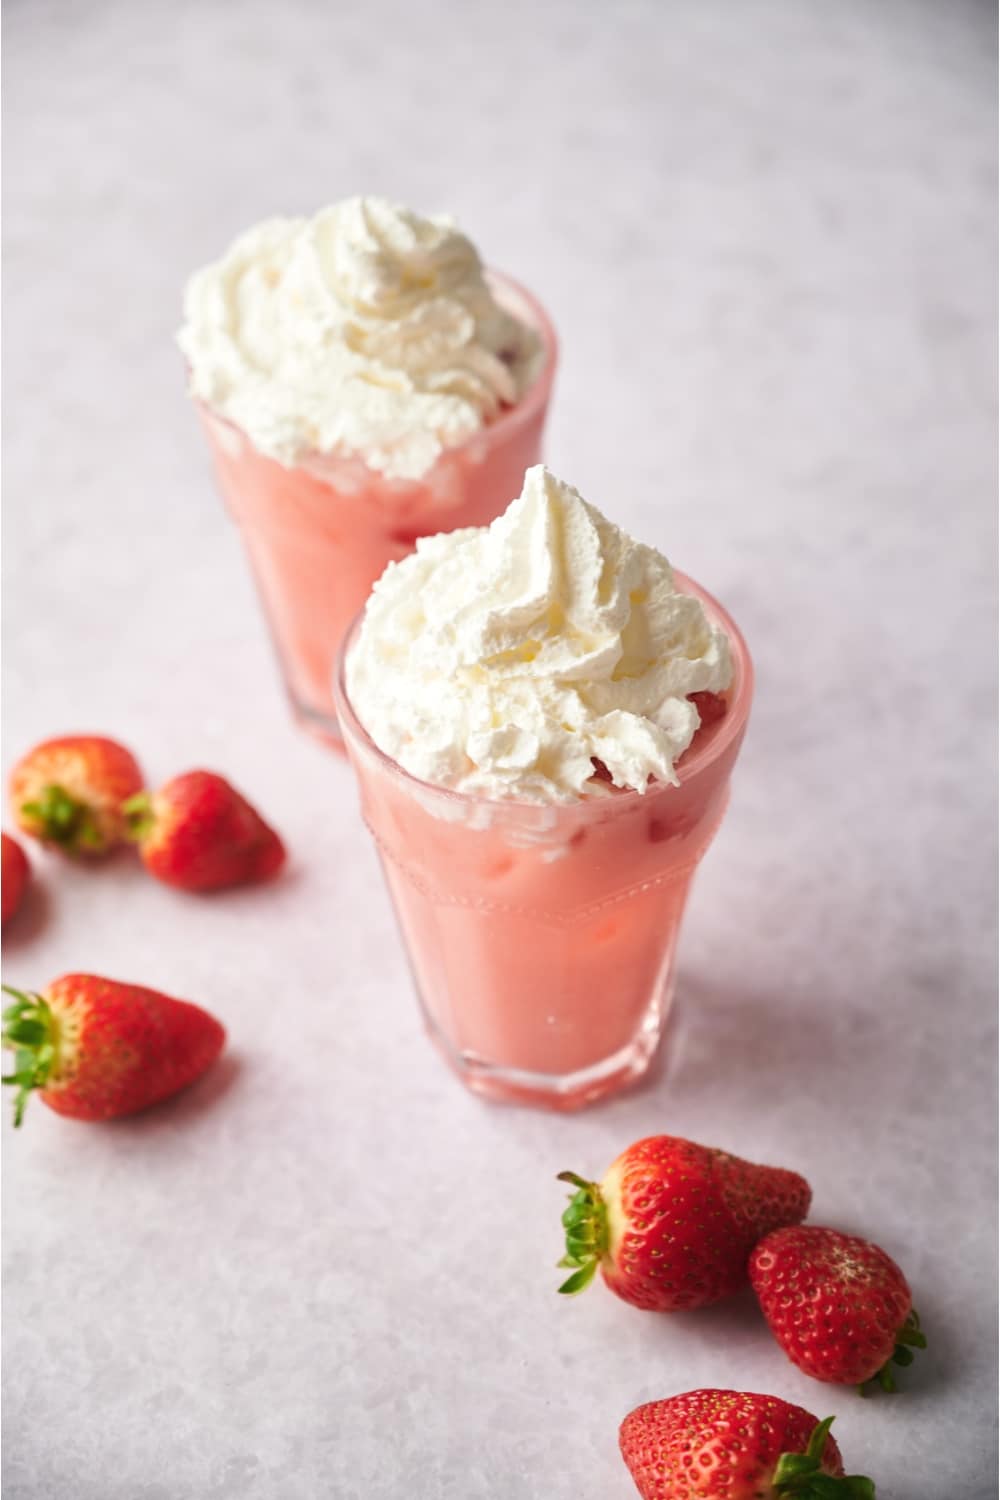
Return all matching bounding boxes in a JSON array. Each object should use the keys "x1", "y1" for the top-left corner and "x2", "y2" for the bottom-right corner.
[{"x1": 3, "y1": 1, "x2": 996, "y2": 1496}]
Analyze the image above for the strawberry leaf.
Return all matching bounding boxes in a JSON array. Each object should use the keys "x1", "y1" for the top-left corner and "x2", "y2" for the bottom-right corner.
[
  {"x1": 895, "y1": 1309, "x2": 926, "y2": 1349},
  {"x1": 21, "y1": 785, "x2": 94, "y2": 849},
  {"x1": 121, "y1": 791, "x2": 155, "y2": 841},
  {"x1": 773, "y1": 1418, "x2": 876, "y2": 1497},
  {"x1": 557, "y1": 1262, "x2": 598, "y2": 1295},
  {"x1": 809, "y1": 1479, "x2": 856, "y2": 1498},
  {"x1": 776, "y1": 1454, "x2": 820, "y2": 1479},
  {"x1": 4, "y1": 1019, "x2": 47, "y2": 1047},
  {"x1": 555, "y1": 1171, "x2": 608, "y2": 1297},
  {"x1": 0, "y1": 987, "x2": 58, "y2": 1127}
]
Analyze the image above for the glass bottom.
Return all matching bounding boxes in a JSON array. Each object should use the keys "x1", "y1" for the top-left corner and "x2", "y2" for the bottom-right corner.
[
  {"x1": 235, "y1": 531, "x2": 347, "y2": 753},
  {"x1": 286, "y1": 691, "x2": 346, "y2": 754},
  {"x1": 418, "y1": 970, "x2": 676, "y2": 1111}
]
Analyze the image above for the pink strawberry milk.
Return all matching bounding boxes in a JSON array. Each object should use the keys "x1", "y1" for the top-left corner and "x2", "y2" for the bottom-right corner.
[
  {"x1": 336, "y1": 465, "x2": 753, "y2": 1109},
  {"x1": 179, "y1": 196, "x2": 556, "y2": 745}
]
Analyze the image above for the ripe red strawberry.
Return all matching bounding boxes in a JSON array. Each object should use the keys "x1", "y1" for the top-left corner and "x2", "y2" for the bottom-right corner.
[
  {"x1": 124, "y1": 770, "x2": 285, "y2": 892},
  {"x1": 2, "y1": 974, "x2": 225, "y2": 1124},
  {"x1": 2, "y1": 833, "x2": 30, "y2": 923},
  {"x1": 750, "y1": 1225, "x2": 924, "y2": 1392},
  {"x1": 557, "y1": 1136, "x2": 811, "y2": 1310},
  {"x1": 10, "y1": 735, "x2": 144, "y2": 856},
  {"x1": 619, "y1": 1389, "x2": 875, "y2": 1499},
  {"x1": 689, "y1": 690, "x2": 728, "y2": 728}
]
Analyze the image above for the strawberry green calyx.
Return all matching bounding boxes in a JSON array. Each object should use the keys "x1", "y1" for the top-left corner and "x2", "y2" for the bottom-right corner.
[
  {"x1": 20, "y1": 784, "x2": 102, "y2": 852},
  {"x1": 1, "y1": 986, "x2": 58, "y2": 1127},
  {"x1": 556, "y1": 1171, "x2": 609, "y2": 1294},
  {"x1": 121, "y1": 791, "x2": 155, "y2": 842},
  {"x1": 864, "y1": 1309, "x2": 927, "y2": 1395},
  {"x1": 772, "y1": 1418, "x2": 876, "y2": 1498}
]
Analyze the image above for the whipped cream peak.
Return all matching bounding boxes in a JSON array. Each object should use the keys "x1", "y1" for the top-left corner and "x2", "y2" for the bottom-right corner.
[
  {"x1": 179, "y1": 196, "x2": 543, "y2": 479},
  {"x1": 346, "y1": 466, "x2": 733, "y2": 802}
]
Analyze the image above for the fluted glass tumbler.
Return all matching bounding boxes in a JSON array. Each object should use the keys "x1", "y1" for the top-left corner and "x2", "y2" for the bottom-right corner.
[
  {"x1": 193, "y1": 274, "x2": 557, "y2": 748},
  {"x1": 334, "y1": 577, "x2": 753, "y2": 1110}
]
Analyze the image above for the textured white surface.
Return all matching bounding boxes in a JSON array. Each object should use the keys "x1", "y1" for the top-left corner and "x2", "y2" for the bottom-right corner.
[{"x1": 2, "y1": 1, "x2": 996, "y2": 1496}]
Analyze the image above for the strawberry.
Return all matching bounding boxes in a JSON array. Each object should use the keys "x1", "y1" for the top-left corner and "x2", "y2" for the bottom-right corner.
[
  {"x1": 2, "y1": 974, "x2": 225, "y2": 1125},
  {"x1": 2, "y1": 833, "x2": 30, "y2": 923},
  {"x1": 124, "y1": 770, "x2": 285, "y2": 892},
  {"x1": 689, "y1": 690, "x2": 728, "y2": 728},
  {"x1": 10, "y1": 735, "x2": 144, "y2": 856},
  {"x1": 557, "y1": 1136, "x2": 811, "y2": 1310},
  {"x1": 619, "y1": 1389, "x2": 875, "y2": 1499},
  {"x1": 750, "y1": 1225, "x2": 924, "y2": 1392}
]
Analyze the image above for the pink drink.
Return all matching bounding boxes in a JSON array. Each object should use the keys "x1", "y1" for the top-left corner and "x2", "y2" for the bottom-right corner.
[
  {"x1": 335, "y1": 577, "x2": 752, "y2": 1110},
  {"x1": 194, "y1": 275, "x2": 556, "y2": 748}
]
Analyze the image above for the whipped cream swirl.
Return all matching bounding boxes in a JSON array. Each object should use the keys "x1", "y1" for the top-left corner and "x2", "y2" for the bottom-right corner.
[
  {"x1": 178, "y1": 196, "x2": 543, "y2": 480},
  {"x1": 346, "y1": 466, "x2": 733, "y2": 802}
]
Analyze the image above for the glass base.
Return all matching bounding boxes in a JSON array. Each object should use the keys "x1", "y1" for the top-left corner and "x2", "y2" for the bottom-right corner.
[
  {"x1": 420, "y1": 976, "x2": 675, "y2": 1112},
  {"x1": 286, "y1": 693, "x2": 346, "y2": 754}
]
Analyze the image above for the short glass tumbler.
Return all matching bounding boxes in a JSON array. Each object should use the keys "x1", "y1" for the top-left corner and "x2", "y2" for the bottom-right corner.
[
  {"x1": 334, "y1": 576, "x2": 753, "y2": 1110},
  {"x1": 193, "y1": 273, "x2": 557, "y2": 748}
]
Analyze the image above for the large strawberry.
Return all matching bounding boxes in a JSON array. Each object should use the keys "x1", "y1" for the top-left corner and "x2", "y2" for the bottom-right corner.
[
  {"x1": 1, "y1": 833, "x2": 30, "y2": 923},
  {"x1": 2, "y1": 974, "x2": 225, "y2": 1124},
  {"x1": 557, "y1": 1136, "x2": 810, "y2": 1310},
  {"x1": 124, "y1": 770, "x2": 285, "y2": 892},
  {"x1": 750, "y1": 1225, "x2": 924, "y2": 1392},
  {"x1": 10, "y1": 735, "x2": 144, "y2": 856},
  {"x1": 619, "y1": 1389, "x2": 875, "y2": 1499}
]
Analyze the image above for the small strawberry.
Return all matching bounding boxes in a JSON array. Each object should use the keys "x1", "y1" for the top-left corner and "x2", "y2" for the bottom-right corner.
[
  {"x1": 689, "y1": 690, "x2": 728, "y2": 727},
  {"x1": 2, "y1": 974, "x2": 225, "y2": 1124},
  {"x1": 10, "y1": 735, "x2": 144, "y2": 856},
  {"x1": 124, "y1": 770, "x2": 285, "y2": 892},
  {"x1": 557, "y1": 1136, "x2": 811, "y2": 1310},
  {"x1": 2, "y1": 833, "x2": 30, "y2": 923},
  {"x1": 750, "y1": 1225, "x2": 925, "y2": 1393},
  {"x1": 619, "y1": 1389, "x2": 875, "y2": 1499}
]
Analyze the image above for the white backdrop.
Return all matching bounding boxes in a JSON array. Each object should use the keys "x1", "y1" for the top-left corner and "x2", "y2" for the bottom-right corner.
[{"x1": 3, "y1": 1, "x2": 996, "y2": 1496}]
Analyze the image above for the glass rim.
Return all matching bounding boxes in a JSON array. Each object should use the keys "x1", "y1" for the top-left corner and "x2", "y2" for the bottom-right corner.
[
  {"x1": 190, "y1": 266, "x2": 559, "y2": 472},
  {"x1": 333, "y1": 570, "x2": 755, "y2": 814}
]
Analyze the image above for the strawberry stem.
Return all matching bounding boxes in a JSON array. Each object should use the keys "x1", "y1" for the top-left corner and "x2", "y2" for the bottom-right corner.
[
  {"x1": 1, "y1": 985, "x2": 58, "y2": 1127},
  {"x1": 555, "y1": 1171, "x2": 608, "y2": 1295},
  {"x1": 21, "y1": 785, "x2": 102, "y2": 852},
  {"x1": 772, "y1": 1417, "x2": 876, "y2": 1496},
  {"x1": 121, "y1": 791, "x2": 155, "y2": 842}
]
